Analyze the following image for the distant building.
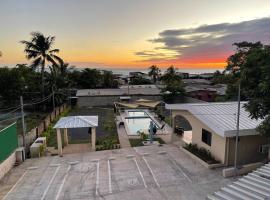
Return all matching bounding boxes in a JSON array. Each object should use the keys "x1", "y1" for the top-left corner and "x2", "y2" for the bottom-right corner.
[
  {"x1": 76, "y1": 85, "x2": 162, "y2": 107},
  {"x1": 129, "y1": 71, "x2": 151, "y2": 81},
  {"x1": 166, "y1": 102, "x2": 269, "y2": 166},
  {"x1": 184, "y1": 83, "x2": 227, "y2": 102},
  {"x1": 176, "y1": 72, "x2": 189, "y2": 79}
]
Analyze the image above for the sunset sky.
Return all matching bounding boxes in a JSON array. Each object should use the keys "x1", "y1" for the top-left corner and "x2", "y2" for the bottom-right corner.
[{"x1": 1, "y1": 0, "x2": 270, "y2": 69}]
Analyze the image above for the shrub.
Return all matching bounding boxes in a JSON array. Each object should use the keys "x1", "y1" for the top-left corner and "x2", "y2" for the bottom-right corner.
[{"x1": 184, "y1": 143, "x2": 218, "y2": 164}]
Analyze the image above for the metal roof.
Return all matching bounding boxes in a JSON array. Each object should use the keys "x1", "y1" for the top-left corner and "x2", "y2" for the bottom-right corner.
[
  {"x1": 166, "y1": 102, "x2": 262, "y2": 137},
  {"x1": 53, "y1": 116, "x2": 98, "y2": 129},
  {"x1": 76, "y1": 87, "x2": 161, "y2": 97},
  {"x1": 207, "y1": 162, "x2": 270, "y2": 200}
]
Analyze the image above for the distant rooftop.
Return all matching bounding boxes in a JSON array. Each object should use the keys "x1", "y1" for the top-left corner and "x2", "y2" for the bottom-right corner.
[
  {"x1": 166, "y1": 102, "x2": 262, "y2": 137},
  {"x1": 76, "y1": 85, "x2": 161, "y2": 97}
]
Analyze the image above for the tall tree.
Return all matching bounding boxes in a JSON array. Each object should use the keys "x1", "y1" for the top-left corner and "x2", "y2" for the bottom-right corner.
[
  {"x1": 148, "y1": 65, "x2": 160, "y2": 83},
  {"x1": 79, "y1": 68, "x2": 102, "y2": 88},
  {"x1": 161, "y1": 66, "x2": 185, "y2": 102},
  {"x1": 226, "y1": 41, "x2": 270, "y2": 137},
  {"x1": 20, "y1": 32, "x2": 63, "y2": 108}
]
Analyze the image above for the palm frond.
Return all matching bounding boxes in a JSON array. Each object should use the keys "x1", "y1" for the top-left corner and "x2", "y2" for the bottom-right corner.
[
  {"x1": 46, "y1": 55, "x2": 58, "y2": 66},
  {"x1": 50, "y1": 54, "x2": 64, "y2": 66},
  {"x1": 31, "y1": 56, "x2": 42, "y2": 68},
  {"x1": 49, "y1": 49, "x2": 59, "y2": 54}
]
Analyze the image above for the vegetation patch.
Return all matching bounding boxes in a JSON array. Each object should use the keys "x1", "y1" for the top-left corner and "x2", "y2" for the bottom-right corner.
[
  {"x1": 129, "y1": 137, "x2": 165, "y2": 147},
  {"x1": 41, "y1": 107, "x2": 71, "y2": 148},
  {"x1": 70, "y1": 107, "x2": 120, "y2": 151},
  {"x1": 184, "y1": 143, "x2": 219, "y2": 164}
]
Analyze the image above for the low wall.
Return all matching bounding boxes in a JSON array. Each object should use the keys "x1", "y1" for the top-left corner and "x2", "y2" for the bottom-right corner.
[
  {"x1": 0, "y1": 152, "x2": 16, "y2": 180},
  {"x1": 222, "y1": 162, "x2": 264, "y2": 177},
  {"x1": 18, "y1": 104, "x2": 68, "y2": 151},
  {"x1": 181, "y1": 147, "x2": 225, "y2": 169}
]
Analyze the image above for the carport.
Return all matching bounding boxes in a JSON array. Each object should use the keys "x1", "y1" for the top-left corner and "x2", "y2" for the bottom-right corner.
[{"x1": 53, "y1": 116, "x2": 98, "y2": 156}]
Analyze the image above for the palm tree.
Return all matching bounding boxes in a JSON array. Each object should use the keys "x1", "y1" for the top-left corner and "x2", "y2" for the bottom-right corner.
[
  {"x1": 148, "y1": 65, "x2": 160, "y2": 83},
  {"x1": 20, "y1": 32, "x2": 63, "y2": 108}
]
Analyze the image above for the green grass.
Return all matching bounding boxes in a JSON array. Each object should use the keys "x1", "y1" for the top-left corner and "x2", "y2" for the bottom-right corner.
[
  {"x1": 129, "y1": 137, "x2": 165, "y2": 147},
  {"x1": 41, "y1": 107, "x2": 71, "y2": 148},
  {"x1": 69, "y1": 106, "x2": 120, "y2": 150},
  {"x1": 17, "y1": 112, "x2": 49, "y2": 135}
]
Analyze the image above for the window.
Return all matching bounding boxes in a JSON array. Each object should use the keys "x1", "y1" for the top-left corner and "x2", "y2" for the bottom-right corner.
[{"x1": 202, "y1": 129, "x2": 212, "y2": 146}]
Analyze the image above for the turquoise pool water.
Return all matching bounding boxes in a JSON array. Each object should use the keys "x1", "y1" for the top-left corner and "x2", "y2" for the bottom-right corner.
[
  {"x1": 127, "y1": 111, "x2": 148, "y2": 117},
  {"x1": 125, "y1": 111, "x2": 158, "y2": 135}
]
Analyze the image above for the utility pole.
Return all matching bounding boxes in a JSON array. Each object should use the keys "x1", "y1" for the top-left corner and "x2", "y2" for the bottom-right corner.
[
  {"x1": 52, "y1": 87, "x2": 55, "y2": 110},
  {"x1": 234, "y1": 83, "x2": 241, "y2": 177},
  {"x1": 20, "y1": 96, "x2": 26, "y2": 149},
  {"x1": 128, "y1": 80, "x2": 130, "y2": 95}
]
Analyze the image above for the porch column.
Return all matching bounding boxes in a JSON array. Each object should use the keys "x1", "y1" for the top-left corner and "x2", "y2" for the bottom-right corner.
[
  {"x1": 57, "y1": 128, "x2": 63, "y2": 157},
  {"x1": 64, "y1": 128, "x2": 69, "y2": 146},
  {"x1": 91, "y1": 127, "x2": 96, "y2": 151}
]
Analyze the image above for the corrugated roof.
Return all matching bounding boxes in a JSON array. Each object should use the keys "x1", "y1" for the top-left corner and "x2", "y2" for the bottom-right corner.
[
  {"x1": 53, "y1": 116, "x2": 98, "y2": 129},
  {"x1": 166, "y1": 102, "x2": 262, "y2": 137},
  {"x1": 76, "y1": 87, "x2": 161, "y2": 97},
  {"x1": 207, "y1": 162, "x2": 270, "y2": 200}
]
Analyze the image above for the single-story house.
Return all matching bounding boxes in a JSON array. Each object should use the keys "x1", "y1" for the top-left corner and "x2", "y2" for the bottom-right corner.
[
  {"x1": 184, "y1": 84, "x2": 227, "y2": 102},
  {"x1": 166, "y1": 102, "x2": 270, "y2": 166},
  {"x1": 76, "y1": 85, "x2": 162, "y2": 107}
]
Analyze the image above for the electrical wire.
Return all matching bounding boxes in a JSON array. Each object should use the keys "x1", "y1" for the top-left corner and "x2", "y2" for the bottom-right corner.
[
  {"x1": 0, "y1": 105, "x2": 21, "y2": 112},
  {"x1": 24, "y1": 93, "x2": 53, "y2": 106},
  {"x1": 0, "y1": 107, "x2": 21, "y2": 117},
  {"x1": 0, "y1": 116, "x2": 21, "y2": 123}
]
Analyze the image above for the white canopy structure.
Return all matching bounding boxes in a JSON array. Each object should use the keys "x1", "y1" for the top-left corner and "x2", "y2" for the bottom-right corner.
[{"x1": 53, "y1": 116, "x2": 98, "y2": 156}]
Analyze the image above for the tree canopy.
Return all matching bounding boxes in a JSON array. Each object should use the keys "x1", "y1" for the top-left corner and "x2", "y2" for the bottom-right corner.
[
  {"x1": 161, "y1": 66, "x2": 185, "y2": 102},
  {"x1": 148, "y1": 65, "x2": 160, "y2": 83},
  {"x1": 226, "y1": 41, "x2": 270, "y2": 137}
]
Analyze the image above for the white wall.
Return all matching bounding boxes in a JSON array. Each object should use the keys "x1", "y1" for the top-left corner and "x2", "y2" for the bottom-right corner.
[
  {"x1": 0, "y1": 152, "x2": 16, "y2": 180},
  {"x1": 172, "y1": 110, "x2": 227, "y2": 164}
]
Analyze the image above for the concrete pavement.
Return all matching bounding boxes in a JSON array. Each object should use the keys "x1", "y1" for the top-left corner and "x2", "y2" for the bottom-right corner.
[{"x1": 0, "y1": 144, "x2": 233, "y2": 200}]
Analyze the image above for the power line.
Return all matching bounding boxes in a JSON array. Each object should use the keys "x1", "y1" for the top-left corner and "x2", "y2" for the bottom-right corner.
[
  {"x1": 24, "y1": 93, "x2": 53, "y2": 106},
  {"x1": 0, "y1": 116, "x2": 21, "y2": 123},
  {"x1": 0, "y1": 107, "x2": 21, "y2": 117},
  {"x1": 0, "y1": 105, "x2": 21, "y2": 112}
]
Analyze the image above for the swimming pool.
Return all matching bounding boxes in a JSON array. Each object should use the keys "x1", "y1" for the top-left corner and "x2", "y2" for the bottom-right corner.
[{"x1": 125, "y1": 110, "x2": 158, "y2": 135}]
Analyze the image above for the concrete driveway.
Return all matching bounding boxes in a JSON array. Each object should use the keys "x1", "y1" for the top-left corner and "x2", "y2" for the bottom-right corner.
[{"x1": 0, "y1": 145, "x2": 232, "y2": 200}]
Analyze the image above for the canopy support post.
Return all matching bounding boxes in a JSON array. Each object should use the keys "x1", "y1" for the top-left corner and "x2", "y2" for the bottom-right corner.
[
  {"x1": 57, "y1": 128, "x2": 63, "y2": 157},
  {"x1": 91, "y1": 127, "x2": 96, "y2": 151},
  {"x1": 64, "y1": 128, "x2": 69, "y2": 146}
]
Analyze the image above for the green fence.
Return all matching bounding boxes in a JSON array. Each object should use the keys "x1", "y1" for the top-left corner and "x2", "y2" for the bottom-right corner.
[{"x1": 0, "y1": 123, "x2": 18, "y2": 162}]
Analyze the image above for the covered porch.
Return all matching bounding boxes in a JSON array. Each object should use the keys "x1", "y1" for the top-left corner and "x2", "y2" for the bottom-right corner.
[{"x1": 53, "y1": 116, "x2": 98, "y2": 156}]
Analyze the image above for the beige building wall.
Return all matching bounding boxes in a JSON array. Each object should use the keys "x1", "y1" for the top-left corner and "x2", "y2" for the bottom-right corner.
[
  {"x1": 172, "y1": 110, "x2": 269, "y2": 166},
  {"x1": 172, "y1": 110, "x2": 227, "y2": 164},
  {"x1": 227, "y1": 135, "x2": 269, "y2": 166}
]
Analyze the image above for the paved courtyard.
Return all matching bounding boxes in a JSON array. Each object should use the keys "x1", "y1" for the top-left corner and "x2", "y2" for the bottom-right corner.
[{"x1": 0, "y1": 145, "x2": 233, "y2": 200}]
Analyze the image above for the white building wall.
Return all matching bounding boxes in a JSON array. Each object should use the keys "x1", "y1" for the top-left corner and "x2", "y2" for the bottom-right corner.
[
  {"x1": 0, "y1": 152, "x2": 16, "y2": 180},
  {"x1": 172, "y1": 110, "x2": 227, "y2": 164}
]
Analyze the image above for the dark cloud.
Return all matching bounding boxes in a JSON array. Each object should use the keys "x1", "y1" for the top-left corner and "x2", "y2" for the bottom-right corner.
[{"x1": 136, "y1": 17, "x2": 270, "y2": 63}]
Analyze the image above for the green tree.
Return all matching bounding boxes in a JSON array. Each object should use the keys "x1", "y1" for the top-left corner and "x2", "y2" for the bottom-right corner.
[
  {"x1": 226, "y1": 41, "x2": 270, "y2": 136},
  {"x1": 79, "y1": 68, "x2": 102, "y2": 88},
  {"x1": 20, "y1": 32, "x2": 63, "y2": 106},
  {"x1": 161, "y1": 66, "x2": 185, "y2": 101},
  {"x1": 148, "y1": 65, "x2": 160, "y2": 83},
  {"x1": 129, "y1": 77, "x2": 152, "y2": 85},
  {"x1": 0, "y1": 65, "x2": 40, "y2": 105},
  {"x1": 102, "y1": 70, "x2": 118, "y2": 88}
]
